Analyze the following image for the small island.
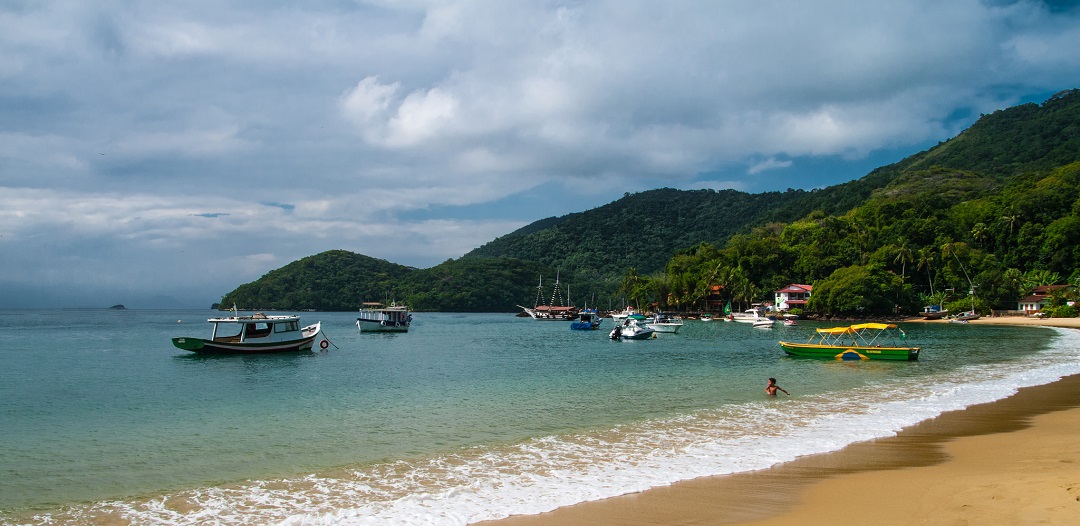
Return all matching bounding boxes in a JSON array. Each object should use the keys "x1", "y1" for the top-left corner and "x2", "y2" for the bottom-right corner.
[{"x1": 108, "y1": 304, "x2": 126, "y2": 310}]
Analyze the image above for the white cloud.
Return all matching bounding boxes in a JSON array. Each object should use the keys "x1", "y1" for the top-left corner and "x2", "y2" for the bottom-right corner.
[
  {"x1": 748, "y1": 158, "x2": 794, "y2": 175},
  {"x1": 2, "y1": 0, "x2": 1080, "y2": 305}
]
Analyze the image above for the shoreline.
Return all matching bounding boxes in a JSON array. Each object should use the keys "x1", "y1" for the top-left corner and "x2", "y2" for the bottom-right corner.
[{"x1": 476, "y1": 318, "x2": 1080, "y2": 526}]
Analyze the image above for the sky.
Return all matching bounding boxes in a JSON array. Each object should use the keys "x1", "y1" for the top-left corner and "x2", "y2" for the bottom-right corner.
[{"x1": 2, "y1": 0, "x2": 1080, "y2": 308}]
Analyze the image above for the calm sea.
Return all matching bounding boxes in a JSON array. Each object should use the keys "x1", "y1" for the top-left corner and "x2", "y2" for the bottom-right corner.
[{"x1": 2, "y1": 309, "x2": 1079, "y2": 525}]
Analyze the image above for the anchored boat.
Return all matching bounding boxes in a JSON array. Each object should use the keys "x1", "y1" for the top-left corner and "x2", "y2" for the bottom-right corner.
[
  {"x1": 357, "y1": 302, "x2": 412, "y2": 332},
  {"x1": 172, "y1": 313, "x2": 321, "y2": 354},
  {"x1": 647, "y1": 311, "x2": 684, "y2": 333},
  {"x1": 570, "y1": 308, "x2": 603, "y2": 330},
  {"x1": 778, "y1": 323, "x2": 919, "y2": 361},
  {"x1": 609, "y1": 315, "x2": 656, "y2": 340}
]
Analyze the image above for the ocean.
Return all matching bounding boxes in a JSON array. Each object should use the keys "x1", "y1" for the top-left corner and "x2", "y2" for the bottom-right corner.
[{"x1": 2, "y1": 309, "x2": 1079, "y2": 525}]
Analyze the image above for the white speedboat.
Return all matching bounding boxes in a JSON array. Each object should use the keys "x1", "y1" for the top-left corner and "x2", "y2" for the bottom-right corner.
[
  {"x1": 610, "y1": 306, "x2": 639, "y2": 323},
  {"x1": 172, "y1": 312, "x2": 321, "y2": 354},
  {"x1": 610, "y1": 316, "x2": 656, "y2": 340},
  {"x1": 753, "y1": 318, "x2": 775, "y2": 329},
  {"x1": 647, "y1": 312, "x2": 684, "y2": 333},
  {"x1": 731, "y1": 309, "x2": 766, "y2": 323},
  {"x1": 699, "y1": 313, "x2": 714, "y2": 322},
  {"x1": 357, "y1": 302, "x2": 412, "y2": 332}
]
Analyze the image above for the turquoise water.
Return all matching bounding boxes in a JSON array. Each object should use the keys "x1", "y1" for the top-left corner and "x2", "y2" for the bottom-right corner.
[{"x1": 2, "y1": 310, "x2": 1079, "y2": 525}]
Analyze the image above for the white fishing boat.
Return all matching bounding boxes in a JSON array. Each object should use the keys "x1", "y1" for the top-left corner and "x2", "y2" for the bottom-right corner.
[
  {"x1": 647, "y1": 312, "x2": 684, "y2": 333},
  {"x1": 357, "y1": 302, "x2": 412, "y2": 332},
  {"x1": 609, "y1": 316, "x2": 656, "y2": 340},
  {"x1": 172, "y1": 312, "x2": 322, "y2": 354}
]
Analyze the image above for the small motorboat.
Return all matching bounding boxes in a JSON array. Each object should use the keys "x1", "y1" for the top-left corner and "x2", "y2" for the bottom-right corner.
[
  {"x1": 570, "y1": 309, "x2": 603, "y2": 330},
  {"x1": 610, "y1": 316, "x2": 656, "y2": 340},
  {"x1": 753, "y1": 318, "x2": 775, "y2": 329},
  {"x1": 783, "y1": 314, "x2": 798, "y2": 326},
  {"x1": 647, "y1": 311, "x2": 684, "y2": 333}
]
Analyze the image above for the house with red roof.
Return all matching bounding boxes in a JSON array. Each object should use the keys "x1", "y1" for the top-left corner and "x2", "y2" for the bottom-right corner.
[
  {"x1": 1018, "y1": 285, "x2": 1067, "y2": 313},
  {"x1": 774, "y1": 284, "x2": 812, "y2": 311}
]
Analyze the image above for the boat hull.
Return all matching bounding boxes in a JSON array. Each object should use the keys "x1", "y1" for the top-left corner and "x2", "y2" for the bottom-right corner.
[
  {"x1": 357, "y1": 318, "x2": 409, "y2": 332},
  {"x1": 617, "y1": 329, "x2": 655, "y2": 340},
  {"x1": 778, "y1": 342, "x2": 920, "y2": 361},
  {"x1": 171, "y1": 334, "x2": 318, "y2": 354},
  {"x1": 648, "y1": 323, "x2": 682, "y2": 333}
]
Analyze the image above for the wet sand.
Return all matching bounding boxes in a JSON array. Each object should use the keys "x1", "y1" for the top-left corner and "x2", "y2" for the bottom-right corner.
[{"x1": 476, "y1": 317, "x2": 1080, "y2": 526}]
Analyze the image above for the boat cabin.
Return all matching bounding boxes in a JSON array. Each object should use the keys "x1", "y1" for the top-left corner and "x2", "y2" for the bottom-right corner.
[{"x1": 209, "y1": 313, "x2": 301, "y2": 343}]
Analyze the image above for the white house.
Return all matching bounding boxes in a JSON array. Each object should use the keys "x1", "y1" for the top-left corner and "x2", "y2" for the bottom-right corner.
[
  {"x1": 1018, "y1": 285, "x2": 1066, "y2": 313},
  {"x1": 775, "y1": 284, "x2": 812, "y2": 311}
]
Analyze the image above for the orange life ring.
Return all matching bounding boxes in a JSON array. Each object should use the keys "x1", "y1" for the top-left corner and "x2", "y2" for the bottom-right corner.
[{"x1": 319, "y1": 340, "x2": 329, "y2": 349}]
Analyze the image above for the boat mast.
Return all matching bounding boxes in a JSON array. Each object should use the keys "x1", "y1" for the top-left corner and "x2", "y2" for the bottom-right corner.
[{"x1": 534, "y1": 274, "x2": 545, "y2": 308}]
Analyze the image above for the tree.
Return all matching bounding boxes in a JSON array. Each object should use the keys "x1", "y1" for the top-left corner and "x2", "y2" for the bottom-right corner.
[
  {"x1": 807, "y1": 264, "x2": 898, "y2": 316},
  {"x1": 915, "y1": 247, "x2": 936, "y2": 295}
]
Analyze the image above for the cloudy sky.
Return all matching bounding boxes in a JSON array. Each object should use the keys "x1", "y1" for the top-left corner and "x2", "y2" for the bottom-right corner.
[{"x1": 2, "y1": 0, "x2": 1079, "y2": 308}]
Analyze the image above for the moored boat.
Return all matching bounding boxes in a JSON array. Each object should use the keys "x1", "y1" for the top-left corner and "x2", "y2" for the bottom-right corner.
[
  {"x1": 610, "y1": 306, "x2": 639, "y2": 323},
  {"x1": 609, "y1": 316, "x2": 656, "y2": 340},
  {"x1": 517, "y1": 274, "x2": 578, "y2": 321},
  {"x1": 921, "y1": 305, "x2": 948, "y2": 320},
  {"x1": 699, "y1": 313, "x2": 714, "y2": 322},
  {"x1": 647, "y1": 311, "x2": 684, "y2": 333},
  {"x1": 172, "y1": 313, "x2": 321, "y2": 354},
  {"x1": 731, "y1": 308, "x2": 766, "y2": 323},
  {"x1": 952, "y1": 310, "x2": 981, "y2": 321},
  {"x1": 778, "y1": 323, "x2": 919, "y2": 361},
  {"x1": 357, "y1": 302, "x2": 412, "y2": 332},
  {"x1": 570, "y1": 308, "x2": 603, "y2": 330}
]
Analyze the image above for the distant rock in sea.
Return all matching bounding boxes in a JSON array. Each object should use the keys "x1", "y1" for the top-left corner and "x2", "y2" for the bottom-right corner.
[{"x1": 109, "y1": 304, "x2": 126, "y2": 310}]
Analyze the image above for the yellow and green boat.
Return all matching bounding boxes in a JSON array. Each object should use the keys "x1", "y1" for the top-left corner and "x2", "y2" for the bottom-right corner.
[{"x1": 778, "y1": 323, "x2": 920, "y2": 361}]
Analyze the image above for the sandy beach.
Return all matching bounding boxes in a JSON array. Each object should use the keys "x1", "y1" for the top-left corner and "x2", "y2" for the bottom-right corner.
[{"x1": 477, "y1": 317, "x2": 1080, "y2": 526}]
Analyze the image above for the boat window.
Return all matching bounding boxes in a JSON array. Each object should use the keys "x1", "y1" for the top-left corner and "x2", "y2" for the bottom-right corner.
[
  {"x1": 274, "y1": 321, "x2": 299, "y2": 333},
  {"x1": 244, "y1": 322, "x2": 272, "y2": 338}
]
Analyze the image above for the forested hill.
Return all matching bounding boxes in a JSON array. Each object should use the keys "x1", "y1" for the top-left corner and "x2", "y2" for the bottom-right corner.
[
  {"x1": 220, "y1": 89, "x2": 1080, "y2": 313},
  {"x1": 464, "y1": 89, "x2": 1080, "y2": 281},
  {"x1": 463, "y1": 188, "x2": 811, "y2": 282}
]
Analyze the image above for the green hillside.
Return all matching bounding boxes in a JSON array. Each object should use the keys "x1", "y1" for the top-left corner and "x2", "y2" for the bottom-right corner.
[
  {"x1": 463, "y1": 188, "x2": 810, "y2": 283},
  {"x1": 220, "y1": 89, "x2": 1080, "y2": 314}
]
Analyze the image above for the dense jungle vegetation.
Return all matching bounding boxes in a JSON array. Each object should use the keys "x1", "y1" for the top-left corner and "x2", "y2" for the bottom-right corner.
[{"x1": 221, "y1": 89, "x2": 1080, "y2": 316}]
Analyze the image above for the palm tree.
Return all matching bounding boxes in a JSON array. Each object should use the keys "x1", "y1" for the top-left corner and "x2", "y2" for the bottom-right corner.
[
  {"x1": 1000, "y1": 213, "x2": 1019, "y2": 235},
  {"x1": 942, "y1": 241, "x2": 976, "y2": 313},
  {"x1": 894, "y1": 237, "x2": 913, "y2": 284},
  {"x1": 971, "y1": 222, "x2": 988, "y2": 248},
  {"x1": 916, "y1": 247, "x2": 936, "y2": 295}
]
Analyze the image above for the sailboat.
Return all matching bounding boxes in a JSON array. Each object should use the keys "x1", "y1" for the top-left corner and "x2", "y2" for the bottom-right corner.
[{"x1": 517, "y1": 273, "x2": 578, "y2": 321}]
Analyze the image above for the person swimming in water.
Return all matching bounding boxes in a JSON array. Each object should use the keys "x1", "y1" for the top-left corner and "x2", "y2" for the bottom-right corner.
[{"x1": 765, "y1": 377, "x2": 789, "y2": 396}]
